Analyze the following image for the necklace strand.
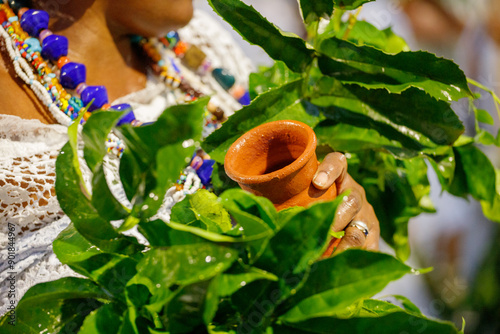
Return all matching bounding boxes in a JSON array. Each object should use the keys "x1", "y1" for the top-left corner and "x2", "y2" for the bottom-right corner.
[{"x1": 0, "y1": 2, "x2": 245, "y2": 202}]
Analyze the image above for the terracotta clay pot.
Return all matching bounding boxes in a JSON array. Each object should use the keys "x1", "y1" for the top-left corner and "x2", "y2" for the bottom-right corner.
[{"x1": 224, "y1": 120, "x2": 337, "y2": 211}]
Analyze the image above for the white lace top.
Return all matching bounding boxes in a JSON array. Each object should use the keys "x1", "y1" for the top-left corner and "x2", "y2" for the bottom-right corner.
[{"x1": 0, "y1": 10, "x2": 254, "y2": 315}]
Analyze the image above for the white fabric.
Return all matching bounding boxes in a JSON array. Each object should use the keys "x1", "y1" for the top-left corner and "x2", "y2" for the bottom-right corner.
[{"x1": 0, "y1": 10, "x2": 253, "y2": 315}]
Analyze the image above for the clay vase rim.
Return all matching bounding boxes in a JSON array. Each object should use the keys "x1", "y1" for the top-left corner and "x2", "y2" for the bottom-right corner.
[{"x1": 224, "y1": 120, "x2": 316, "y2": 185}]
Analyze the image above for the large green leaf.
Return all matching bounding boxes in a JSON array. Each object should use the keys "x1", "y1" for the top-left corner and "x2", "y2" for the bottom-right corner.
[
  {"x1": 129, "y1": 243, "x2": 237, "y2": 312},
  {"x1": 277, "y1": 299, "x2": 460, "y2": 333},
  {"x1": 255, "y1": 198, "x2": 342, "y2": 276},
  {"x1": 78, "y1": 304, "x2": 123, "y2": 334},
  {"x1": 0, "y1": 278, "x2": 110, "y2": 333},
  {"x1": 279, "y1": 250, "x2": 412, "y2": 322},
  {"x1": 82, "y1": 110, "x2": 124, "y2": 172},
  {"x1": 171, "y1": 189, "x2": 232, "y2": 233},
  {"x1": 160, "y1": 280, "x2": 212, "y2": 333},
  {"x1": 312, "y1": 76, "x2": 464, "y2": 147},
  {"x1": 219, "y1": 189, "x2": 278, "y2": 263},
  {"x1": 203, "y1": 268, "x2": 279, "y2": 325},
  {"x1": 91, "y1": 163, "x2": 130, "y2": 221},
  {"x1": 220, "y1": 188, "x2": 278, "y2": 231},
  {"x1": 54, "y1": 224, "x2": 140, "y2": 298},
  {"x1": 298, "y1": 0, "x2": 334, "y2": 24},
  {"x1": 249, "y1": 61, "x2": 301, "y2": 99},
  {"x1": 315, "y1": 122, "x2": 413, "y2": 157},
  {"x1": 203, "y1": 80, "x2": 322, "y2": 163},
  {"x1": 318, "y1": 37, "x2": 472, "y2": 102},
  {"x1": 56, "y1": 142, "x2": 141, "y2": 254},
  {"x1": 117, "y1": 98, "x2": 207, "y2": 204},
  {"x1": 323, "y1": 20, "x2": 410, "y2": 54},
  {"x1": 208, "y1": 0, "x2": 315, "y2": 73}
]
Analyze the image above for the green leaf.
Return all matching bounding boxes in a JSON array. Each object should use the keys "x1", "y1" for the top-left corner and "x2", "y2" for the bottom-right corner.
[
  {"x1": 449, "y1": 144, "x2": 496, "y2": 202},
  {"x1": 278, "y1": 299, "x2": 460, "y2": 333},
  {"x1": 117, "y1": 98, "x2": 207, "y2": 204},
  {"x1": 210, "y1": 162, "x2": 239, "y2": 195},
  {"x1": 298, "y1": 0, "x2": 334, "y2": 24},
  {"x1": 361, "y1": 156, "x2": 429, "y2": 260},
  {"x1": 475, "y1": 108, "x2": 495, "y2": 125},
  {"x1": 326, "y1": 20, "x2": 409, "y2": 54},
  {"x1": 219, "y1": 189, "x2": 277, "y2": 263},
  {"x1": 56, "y1": 142, "x2": 141, "y2": 254},
  {"x1": 318, "y1": 37, "x2": 472, "y2": 102},
  {"x1": 171, "y1": 189, "x2": 232, "y2": 233},
  {"x1": 160, "y1": 280, "x2": 212, "y2": 333},
  {"x1": 255, "y1": 198, "x2": 342, "y2": 276},
  {"x1": 138, "y1": 219, "x2": 209, "y2": 247},
  {"x1": 475, "y1": 129, "x2": 498, "y2": 146},
  {"x1": 208, "y1": 0, "x2": 314, "y2": 73},
  {"x1": 249, "y1": 61, "x2": 301, "y2": 99},
  {"x1": 313, "y1": 77, "x2": 464, "y2": 147},
  {"x1": 82, "y1": 110, "x2": 124, "y2": 172},
  {"x1": 335, "y1": 0, "x2": 376, "y2": 10},
  {"x1": 91, "y1": 163, "x2": 130, "y2": 221},
  {"x1": 391, "y1": 295, "x2": 423, "y2": 315},
  {"x1": 79, "y1": 304, "x2": 123, "y2": 334},
  {"x1": 315, "y1": 122, "x2": 412, "y2": 157},
  {"x1": 481, "y1": 169, "x2": 500, "y2": 223},
  {"x1": 130, "y1": 142, "x2": 194, "y2": 221},
  {"x1": 55, "y1": 226, "x2": 140, "y2": 298},
  {"x1": 0, "y1": 278, "x2": 110, "y2": 333},
  {"x1": 53, "y1": 223, "x2": 102, "y2": 265},
  {"x1": 220, "y1": 188, "x2": 278, "y2": 231},
  {"x1": 279, "y1": 250, "x2": 412, "y2": 322},
  {"x1": 203, "y1": 80, "x2": 322, "y2": 163},
  {"x1": 129, "y1": 243, "x2": 237, "y2": 312},
  {"x1": 203, "y1": 269, "x2": 279, "y2": 325}
]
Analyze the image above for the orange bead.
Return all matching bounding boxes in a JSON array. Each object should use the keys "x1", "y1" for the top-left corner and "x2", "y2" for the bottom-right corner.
[
  {"x1": 83, "y1": 111, "x2": 92, "y2": 121},
  {"x1": 230, "y1": 85, "x2": 246, "y2": 100},
  {"x1": 57, "y1": 56, "x2": 70, "y2": 69},
  {"x1": 101, "y1": 103, "x2": 111, "y2": 110},
  {"x1": 17, "y1": 7, "x2": 28, "y2": 18},
  {"x1": 173, "y1": 41, "x2": 188, "y2": 57}
]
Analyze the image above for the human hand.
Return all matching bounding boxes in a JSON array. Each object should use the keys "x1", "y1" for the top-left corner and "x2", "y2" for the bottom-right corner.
[{"x1": 313, "y1": 152, "x2": 380, "y2": 254}]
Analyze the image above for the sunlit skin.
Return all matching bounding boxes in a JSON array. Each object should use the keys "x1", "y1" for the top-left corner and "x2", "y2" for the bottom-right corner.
[
  {"x1": 0, "y1": 0, "x2": 379, "y2": 254},
  {"x1": 0, "y1": 0, "x2": 193, "y2": 123}
]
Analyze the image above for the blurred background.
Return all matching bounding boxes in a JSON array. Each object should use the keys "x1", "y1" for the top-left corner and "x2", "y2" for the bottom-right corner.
[{"x1": 194, "y1": 0, "x2": 500, "y2": 332}]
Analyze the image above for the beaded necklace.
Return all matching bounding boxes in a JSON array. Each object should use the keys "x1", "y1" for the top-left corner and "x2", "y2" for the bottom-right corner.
[{"x1": 0, "y1": 1, "x2": 248, "y2": 193}]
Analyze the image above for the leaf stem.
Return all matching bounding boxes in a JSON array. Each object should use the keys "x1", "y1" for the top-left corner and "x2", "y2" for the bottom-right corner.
[
  {"x1": 342, "y1": 7, "x2": 363, "y2": 40},
  {"x1": 467, "y1": 77, "x2": 500, "y2": 121}
]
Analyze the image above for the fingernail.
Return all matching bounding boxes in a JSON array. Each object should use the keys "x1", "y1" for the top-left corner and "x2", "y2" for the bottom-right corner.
[{"x1": 314, "y1": 172, "x2": 328, "y2": 187}]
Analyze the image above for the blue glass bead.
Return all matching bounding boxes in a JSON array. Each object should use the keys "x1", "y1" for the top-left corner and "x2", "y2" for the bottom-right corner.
[
  {"x1": 212, "y1": 68, "x2": 235, "y2": 90},
  {"x1": 8, "y1": 0, "x2": 31, "y2": 14},
  {"x1": 196, "y1": 159, "x2": 215, "y2": 186},
  {"x1": 110, "y1": 104, "x2": 136, "y2": 126},
  {"x1": 81, "y1": 86, "x2": 108, "y2": 112},
  {"x1": 41, "y1": 34, "x2": 68, "y2": 61},
  {"x1": 24, "y1": 37, "x2": 42, "y2": 54},
  {"x1": 8, "y1": 16, "x2": 18, "y2": 22},
  {"x1": 60, "y1": 62, "x2": 86, "y2": 89},
  {"x1": 20, "y1": 10, "x2": 49, "y2": 37},
  {"x1": 238, "y1": 91, "x2": 251, "y2": 106},
  {"x1": 166, "y1": 31, "x2": 179, "y2": 48}
]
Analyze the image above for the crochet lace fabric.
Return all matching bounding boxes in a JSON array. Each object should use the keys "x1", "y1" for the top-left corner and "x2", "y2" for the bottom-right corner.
[{"x1": 0, "y1": 10, "x2": 254, "y2": 315}]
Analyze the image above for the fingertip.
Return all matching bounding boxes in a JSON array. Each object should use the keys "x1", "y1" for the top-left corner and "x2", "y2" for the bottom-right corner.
[{"x1": 313, "y1": 171, "x2": 329, "y2": 189}]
